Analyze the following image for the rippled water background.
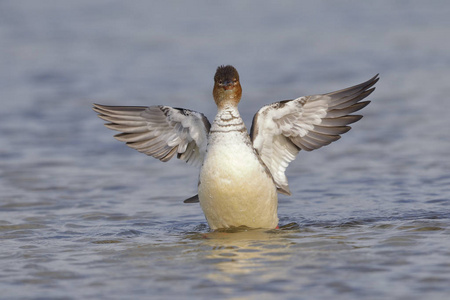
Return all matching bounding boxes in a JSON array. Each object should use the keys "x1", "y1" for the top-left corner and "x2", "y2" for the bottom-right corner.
[{"x1": 1, "y1": 1, "x2": 450, "y2": 299}]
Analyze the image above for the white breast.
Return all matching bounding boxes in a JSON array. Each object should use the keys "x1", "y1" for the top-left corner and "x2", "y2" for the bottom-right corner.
[{"x1": 198, "y1": 108, "x2": 278, "y2": 230}]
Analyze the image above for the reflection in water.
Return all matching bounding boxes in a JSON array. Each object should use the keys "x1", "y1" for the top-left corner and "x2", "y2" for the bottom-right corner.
[
  {"x1": 181, "y1": 227, "x2": 297, "y2": 291},
  {"x1": 196, "y1": 228, "x2": 293, "y2": 279}
]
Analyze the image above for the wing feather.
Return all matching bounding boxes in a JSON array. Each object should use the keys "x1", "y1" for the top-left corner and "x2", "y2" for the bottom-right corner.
[
  {"x1": 251, "y1": 74, "x2": 379, "y2": 194},
  {"x1": 326, "y1": 101, "x2": 370, "y2": 118},
  {"x1": 93, "y1": 104, "x2": 211, "y2": 166}
]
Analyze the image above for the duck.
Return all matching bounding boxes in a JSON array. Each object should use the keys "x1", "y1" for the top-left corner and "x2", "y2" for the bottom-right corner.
[{"x1": 93, "y1": 65, "x2": 378, "y2": 230}]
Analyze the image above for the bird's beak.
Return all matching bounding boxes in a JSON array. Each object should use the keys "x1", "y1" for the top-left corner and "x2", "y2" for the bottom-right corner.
[{"x1": 223, "y1": 81, "x2": 234, "y2": 90}]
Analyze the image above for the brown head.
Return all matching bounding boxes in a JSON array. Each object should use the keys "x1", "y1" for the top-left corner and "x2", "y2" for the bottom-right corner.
[{"x1": 213, "y1": 65, "x2": 242, "y2": 109}]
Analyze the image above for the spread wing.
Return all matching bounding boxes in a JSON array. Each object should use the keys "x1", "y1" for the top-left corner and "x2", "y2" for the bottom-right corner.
[
  {"x1": 93, "y1": 104, "x2": 211, "y2": 167},
  {"x1": 250, "y1": 74, "x2": 379, "y2": 195}
]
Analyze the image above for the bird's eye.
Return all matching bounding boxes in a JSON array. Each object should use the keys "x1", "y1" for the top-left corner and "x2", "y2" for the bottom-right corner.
[{"x1": 218, "y1": 80, "x2": 223, "y2": 84}]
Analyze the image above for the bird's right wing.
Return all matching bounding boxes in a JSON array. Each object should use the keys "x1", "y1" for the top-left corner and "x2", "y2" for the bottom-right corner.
[{"x1": 93, "y1": 104, "x2": 211, "y2": 167}]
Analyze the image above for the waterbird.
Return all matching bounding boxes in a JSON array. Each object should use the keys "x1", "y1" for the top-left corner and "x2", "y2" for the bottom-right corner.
[{"x1": 93, "y1": 65, "x2": 378, "y2": 230}]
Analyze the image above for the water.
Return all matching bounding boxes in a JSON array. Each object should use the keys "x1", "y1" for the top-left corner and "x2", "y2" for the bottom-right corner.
[{"x1": 1, "y1": 1, "x2": 450, "y2": 299}]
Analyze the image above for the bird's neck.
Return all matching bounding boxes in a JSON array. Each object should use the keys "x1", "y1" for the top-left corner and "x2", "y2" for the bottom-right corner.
[{"x1": 211, "y1": 106, "x2": 246, "y2": 133}]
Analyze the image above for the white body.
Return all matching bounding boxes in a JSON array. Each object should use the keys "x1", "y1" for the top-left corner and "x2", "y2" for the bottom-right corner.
[{"x1": 198, "y1": 107, "x2": 278, "y2": 230}]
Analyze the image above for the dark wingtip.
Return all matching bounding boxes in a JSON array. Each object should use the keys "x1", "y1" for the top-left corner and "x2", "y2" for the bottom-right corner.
[
  {"x1": 277, "y1": 187, "x2": 292, "y2": 196},
  {"x1": 183, "y1": 194, "x2": 200, "y2": 204}
]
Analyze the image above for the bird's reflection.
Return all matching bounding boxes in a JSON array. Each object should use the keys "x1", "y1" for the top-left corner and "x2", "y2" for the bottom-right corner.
[{"x1": 187, "y1": 225, "x2": 299, "y2": 280}]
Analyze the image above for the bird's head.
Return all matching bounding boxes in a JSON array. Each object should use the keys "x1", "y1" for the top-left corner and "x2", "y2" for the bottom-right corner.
[{"x1": 213, "y1": 65, "x2": 242, "y2": 109}]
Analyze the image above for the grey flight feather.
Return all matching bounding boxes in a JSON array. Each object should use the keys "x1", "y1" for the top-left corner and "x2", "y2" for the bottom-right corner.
[{"x1": 93, "y1": 104, "x2": 211, "y2": 167}]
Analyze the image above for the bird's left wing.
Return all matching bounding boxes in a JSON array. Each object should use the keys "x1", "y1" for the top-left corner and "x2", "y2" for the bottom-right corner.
[
  {"x1": 93, "y1": 104, "x2": 211, "y2": 167},
  {"x1": 251, "y1": 74, "x2": 379, "y2": 195}
]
